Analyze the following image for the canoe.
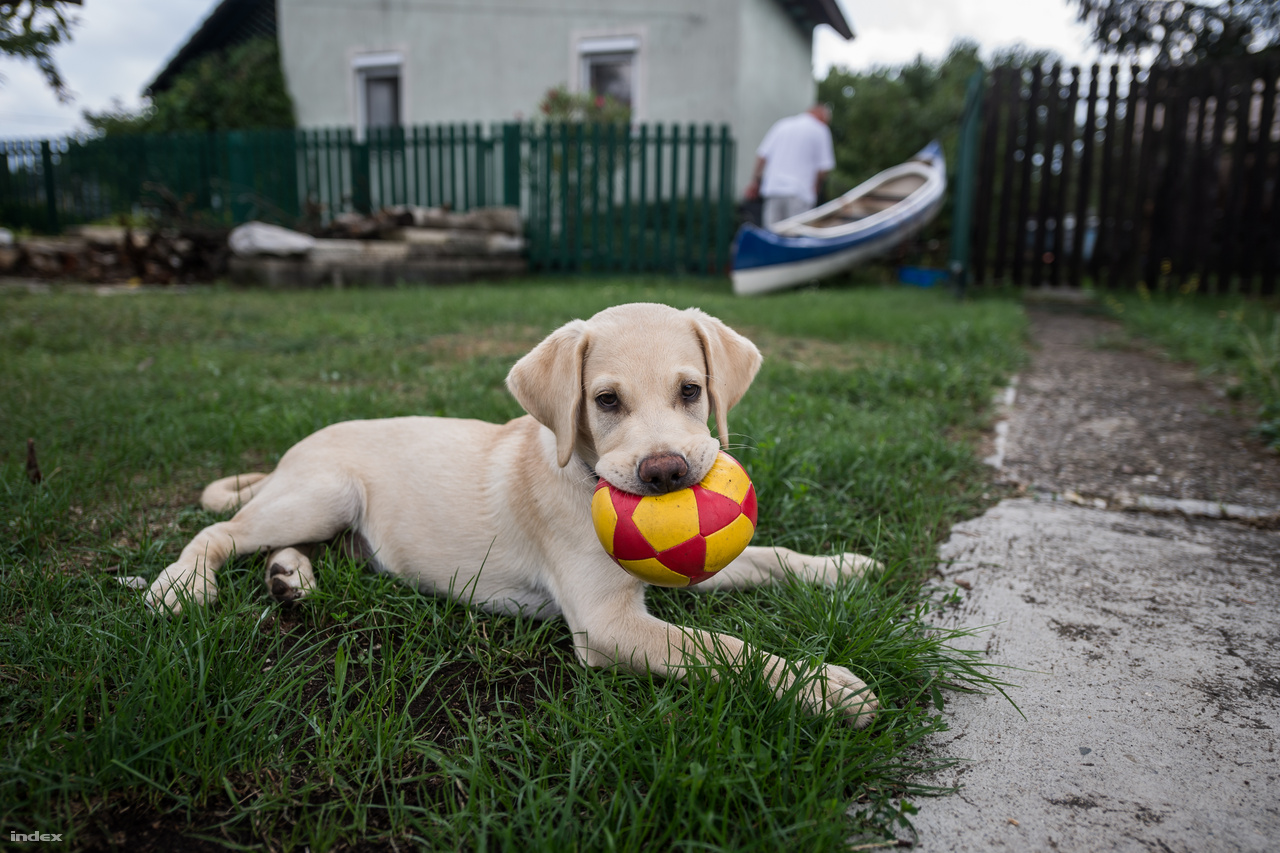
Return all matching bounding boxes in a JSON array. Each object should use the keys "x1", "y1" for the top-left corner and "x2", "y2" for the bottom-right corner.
[{"x1": 731, "y1": 141, "x2": 947, "y2": 296}]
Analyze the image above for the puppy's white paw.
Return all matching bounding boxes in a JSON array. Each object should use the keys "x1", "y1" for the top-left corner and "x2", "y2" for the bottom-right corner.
[
  {"x1": 800, "y1": 664, "x2": 879, "y2": 728},
  {"x1": 835, "y1": 552, "x2": 881, "y2": 579},
  {"x1": 801, "y1": 552, "x2": 880, "y2": 585},
  {"x1": 145, "y1": 564, "x2": 217, "y2": 614},
  {"x1": 266, "y1": 548, "x2": 315, "y2": 602}
]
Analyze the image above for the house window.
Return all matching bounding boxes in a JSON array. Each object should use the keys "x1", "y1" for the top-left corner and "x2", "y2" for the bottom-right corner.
[
  {"x1": 578, "y1": 36, "x2": 639, "y2": 109},
  {"x1": 353, "y1": 52, "x2": 404, "y2": 135},
  {"x1": 364, "y1": 70, "x2": 401, "y2": 128}
]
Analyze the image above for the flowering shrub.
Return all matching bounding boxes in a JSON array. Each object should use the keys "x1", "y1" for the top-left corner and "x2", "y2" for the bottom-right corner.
[{"x1": 537, "y1": 85, "x2": 631, "y2": 124}]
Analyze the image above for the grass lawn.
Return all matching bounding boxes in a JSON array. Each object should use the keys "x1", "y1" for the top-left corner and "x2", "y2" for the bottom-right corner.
[{"x1": 1, "y1": 278, "x2": 1025, "y2": 851}]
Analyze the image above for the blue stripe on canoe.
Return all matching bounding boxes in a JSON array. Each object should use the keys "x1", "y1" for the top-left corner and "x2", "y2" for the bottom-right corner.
[{"x1": 732, "y1": 209, "x2": 917, "y2": 271}]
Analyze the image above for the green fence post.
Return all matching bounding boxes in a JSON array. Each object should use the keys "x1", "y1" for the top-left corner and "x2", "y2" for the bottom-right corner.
[
  {"x1": 950, "y1": 70, "x2": 986, "y2": 296},
  {"x1": 226, "y1": 131, "x2": 255, "y2": 222},
  {"x1": 352, "y1": 138, "x2": 371, "y2": 215},
  {"x1": 500, "y1": 123, "x2": 521, "y2": 209},
  {"x1": 40, "y1": 140, "x2": 58, "y2": 234},
  {"x1": 716, "y1": 126, "x2": 734, "y2": 274}
]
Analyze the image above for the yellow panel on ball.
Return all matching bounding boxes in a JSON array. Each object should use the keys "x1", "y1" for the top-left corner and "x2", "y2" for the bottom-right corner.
[
  {"x1": 617, "y1": 557, "x2": 693, "y2": 587},
  {"x1": 629, "y1": 488, "x2": 700, "y2": 552},
  {"x1": 591, "y1": 487, "x2": 617, "y2": 553},
  {"x1": 699, "y1": 454, "x2": 751, "y2": 503},
  {"x1": 703, "y1": 513, "x2": 756, "y2": 572}
]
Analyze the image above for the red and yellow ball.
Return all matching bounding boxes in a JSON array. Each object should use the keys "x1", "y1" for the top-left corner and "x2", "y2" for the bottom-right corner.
[{"x1": 591, "y1": 452, "x2": 757, "y2": 587}]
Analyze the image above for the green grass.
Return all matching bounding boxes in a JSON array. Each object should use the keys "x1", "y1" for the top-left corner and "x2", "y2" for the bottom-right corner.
[
  {"x1": 1, "y1": 278, "x2": 1025, "y2": 850},
  {"x1": 1098, "y1": 290, "x2": 1280, "y2": 448}
]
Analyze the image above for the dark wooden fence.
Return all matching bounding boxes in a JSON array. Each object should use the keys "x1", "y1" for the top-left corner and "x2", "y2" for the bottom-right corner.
[
  {"x1": 968, "y1": 60, "x2": 1279, "y2": 295},
  {"x1": 0, "y1": 122, "x2": 736, "y2": 276}
]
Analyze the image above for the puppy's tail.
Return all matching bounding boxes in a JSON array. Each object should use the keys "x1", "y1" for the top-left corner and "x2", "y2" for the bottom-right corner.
[{"x1": 201, "y1": 472, "x2": 271, "y2": 513}]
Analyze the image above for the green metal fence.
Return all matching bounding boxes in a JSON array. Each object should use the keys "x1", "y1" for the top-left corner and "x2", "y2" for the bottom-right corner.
[{"x1": 1, "y1": 122, "x2": 737, "y2": 275}]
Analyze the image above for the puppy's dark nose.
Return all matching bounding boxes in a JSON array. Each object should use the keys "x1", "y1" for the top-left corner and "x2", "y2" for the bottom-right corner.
[{"x1": 637, "y1": 453, "x2": 689, "y2": 492}]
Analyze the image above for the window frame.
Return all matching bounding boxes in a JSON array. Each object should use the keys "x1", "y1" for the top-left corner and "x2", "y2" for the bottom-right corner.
[
  {"x1": 352, "y1": 51, "x2": 405, "y2": 140},
  {"x1": 572, "y1": 32, "x2": 644, "y2": 119}
]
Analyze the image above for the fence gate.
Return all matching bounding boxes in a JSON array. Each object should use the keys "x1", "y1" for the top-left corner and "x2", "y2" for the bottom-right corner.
[{"x1": 965, "y1": 61, "x2": 1279, "y2": 295}]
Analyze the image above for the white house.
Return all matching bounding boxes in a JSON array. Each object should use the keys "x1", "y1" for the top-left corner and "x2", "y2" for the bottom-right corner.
[{"x1": 150, "y1": 0, "x2": 854, "y2": 191}]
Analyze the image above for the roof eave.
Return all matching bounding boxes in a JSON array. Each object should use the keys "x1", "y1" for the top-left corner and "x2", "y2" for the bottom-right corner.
[{"x1": 814, "y1": 0, "x2": 854, "y2": 40}]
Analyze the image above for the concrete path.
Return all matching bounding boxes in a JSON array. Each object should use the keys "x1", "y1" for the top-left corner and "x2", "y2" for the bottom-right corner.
[{"x1": 911, "y1": 306, "x2": 1280, "y2": 852}]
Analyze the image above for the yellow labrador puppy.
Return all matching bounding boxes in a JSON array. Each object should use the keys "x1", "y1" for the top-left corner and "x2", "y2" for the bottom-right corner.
[{"x1": 147, "y1": 303, "x2": 878, "y2": 725}]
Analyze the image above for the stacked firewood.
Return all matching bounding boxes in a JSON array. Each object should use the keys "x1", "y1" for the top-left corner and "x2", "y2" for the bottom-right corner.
[
  {"x1": 319, "y1": 205, "x2": 521, "y2": 241},
  {"x1": 0, "y1": 204, "x2": 524, "y2": 286},
  {"x1": 1, "y1": 225, "x2": 230, "y2": 284},
  {"x1": 228, "y1": 205, "x2": 526, "y2": 287}
]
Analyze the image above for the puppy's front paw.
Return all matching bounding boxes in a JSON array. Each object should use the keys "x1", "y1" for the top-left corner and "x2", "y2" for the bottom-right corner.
[
  {"x1": 146, "y1": 565, "x2": 217, "y2": 614},
  {"x1": 801, "y1": 552, "x2": 880, "y2": 585},
  {"x1": 835, "y1": 552, "x2": 880, "y2": 580},
  {"x1": 801, "y1": 664, "x2": 878, "y2": 728}
]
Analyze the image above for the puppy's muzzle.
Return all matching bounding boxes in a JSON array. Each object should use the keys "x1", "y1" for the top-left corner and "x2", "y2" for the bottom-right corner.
[{"x1": 637, "y1": 453, "x2": 691, "y2": 493}]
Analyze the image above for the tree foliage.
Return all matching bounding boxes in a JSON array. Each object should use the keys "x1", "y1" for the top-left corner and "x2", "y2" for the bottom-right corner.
[
  {"x1": 84, "y1": 36, "x2": 295, "y2": 136},
  {"x1": 818, "y1": 41, "x2": 1062, "y2": 196},
  {"x1": 0, "y1": 0, "x2": 80, "y2": 102},
  {"x1": 1071, "y1": 0, "x2": 1280, "y2": 65}
]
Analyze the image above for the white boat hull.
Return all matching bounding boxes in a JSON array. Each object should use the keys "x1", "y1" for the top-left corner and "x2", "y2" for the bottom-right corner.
[{"x1": 730, "y1": 141, "x2": 947, "y2": 296}]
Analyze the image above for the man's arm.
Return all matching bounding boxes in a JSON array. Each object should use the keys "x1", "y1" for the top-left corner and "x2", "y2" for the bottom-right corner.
[{"x1": 745, "y1": 156, "x2": 766, "y2": 200}]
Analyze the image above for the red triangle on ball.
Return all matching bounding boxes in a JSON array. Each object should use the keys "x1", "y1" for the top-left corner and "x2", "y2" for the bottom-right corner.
[
  {"x1": 693, "y1": 485, "x2": 747, "y2": 537},
  {"x1": 658, "y1": 534, "x2": 708, "y2": 577},
  {"x1": 610, "y1": 510, "x2": 657, "y2": 561}
]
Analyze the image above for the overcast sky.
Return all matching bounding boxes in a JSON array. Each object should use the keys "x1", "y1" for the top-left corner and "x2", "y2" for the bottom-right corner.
[{"x1": 0, "y1": 0, "x2": 1101, "y2": 139}]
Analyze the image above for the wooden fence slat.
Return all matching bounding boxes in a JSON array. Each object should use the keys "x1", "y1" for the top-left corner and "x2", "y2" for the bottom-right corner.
[
  {"x1": 1010, "y1": 68, "x2": 1042, "y2": 286},
  {"x1": 1092, "y1": 66, "x2": 1120, "y2": 283},
  {"x1": 1217, "y1": 70, "x2": 1252, "y2": 293},
  {"x1": 992, "y1": 68, "x2": 1023, "y2": 283},
  {"x1": 1070, "y1": 65, "x2": 1100, "y2": 288},
  {"x1": 1051, "y1": 66, "x2": 1079, "y2": 287},
  {"x1": 1241, "y1": 65, "x2": 1275, "y2": 293},
  {"x1": 1161, "y1": 69, "x2": 1192, "y2": 288},
  {"x1": 1031, "y1": 64, "x2": 1062, "y2": 287},
  {"x1": 972, "y1": 66, "x2": 1004, "y2": 284},
  {"x1": 1184, "y1": 72, "x2": 1214, "y2": 288},
  {"x1": 1262, "y1": 67, "x2": 1280, "y2": 295},
  {"x1": 1104, "y1": 66, "x2": 1139, "y2": 289}
]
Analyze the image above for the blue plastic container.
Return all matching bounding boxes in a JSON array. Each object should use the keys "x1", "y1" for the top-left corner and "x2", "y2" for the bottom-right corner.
[{"x1": 898, "y1": 266, "x2": 950, "y2": 287}]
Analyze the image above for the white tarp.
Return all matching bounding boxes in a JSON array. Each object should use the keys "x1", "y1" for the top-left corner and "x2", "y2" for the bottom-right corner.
[{"x1": 228, "y1": 221, "x2": 315, "y2": 257}]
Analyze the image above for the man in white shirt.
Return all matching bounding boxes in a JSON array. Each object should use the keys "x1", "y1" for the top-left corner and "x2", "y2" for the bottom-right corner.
[{"x1": 744, "y1": 104, "x2": 836, "y2": 230}]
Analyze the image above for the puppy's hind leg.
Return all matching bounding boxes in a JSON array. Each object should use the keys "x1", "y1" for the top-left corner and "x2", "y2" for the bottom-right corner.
[
  {"x1": 266, "y1": 545, "x2": 317, "y2": 603},
  {"x1": 148, "y1": 470, "x2": 360, "y2": 614}
]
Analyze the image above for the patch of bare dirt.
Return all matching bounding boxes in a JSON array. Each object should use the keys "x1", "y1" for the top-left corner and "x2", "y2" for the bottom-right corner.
[
  {"x1": 749, "y1": 330, "x2": 893, "y2": 372},
  {"x1": 417, "y1": 325, "x2": 546, "y2": 362}
]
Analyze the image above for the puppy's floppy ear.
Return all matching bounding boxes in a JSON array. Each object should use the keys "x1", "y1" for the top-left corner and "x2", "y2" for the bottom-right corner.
[
  {"x1": 687, "y1": 308, "x2": 762, "y2": 448},
  {"x1": 506, "y1": 319, "x2": 590, "y2": 467}
]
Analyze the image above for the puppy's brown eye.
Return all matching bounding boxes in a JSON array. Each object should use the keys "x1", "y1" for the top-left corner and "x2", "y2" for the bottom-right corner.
[
  {"x1": 681, "y1": 383, "x2": 701, "y2": 401},
  {"x1": 596, "y1": 392, "x2": 619, "y2": 409}
]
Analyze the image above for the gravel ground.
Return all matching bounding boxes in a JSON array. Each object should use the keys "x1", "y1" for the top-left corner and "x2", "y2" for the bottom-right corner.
[
  {"x1": 1000, "y1": 305, "x2": 1280, "y2": 512},
  {"x1": 908, "y1": 304, "x2": 1280, "y2": 852}
]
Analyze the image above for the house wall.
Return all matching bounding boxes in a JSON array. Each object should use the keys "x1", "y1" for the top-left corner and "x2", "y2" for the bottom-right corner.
[
  {"x1": 734, "y1": 0, "x2": 817, "y2": 190},
  {"x1": 276, "y1": 0, "x2": 823, "y2": 195}
]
